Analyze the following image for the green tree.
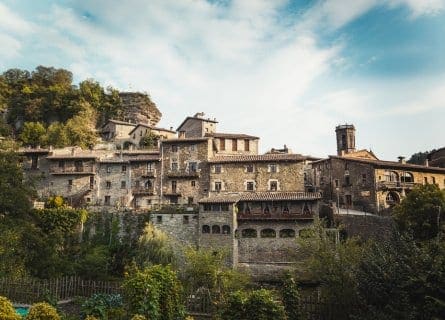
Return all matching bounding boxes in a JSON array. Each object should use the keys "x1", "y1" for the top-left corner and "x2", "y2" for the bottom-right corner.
[
  {"x1": 19, "y1": 121, "x2": 46, "y2": 147},
  {"x1": 139, "y1": 131, "x2": 159, "y2": 149},
  {"x1": 281, "y1": 273, "x2": 303, "y2": 320},
  {"x1": 26, "y1": 302, "x2": 60, "y2": 320},
  {"x1": 393, "y1": 184, "x2": 445, "y2": 241},
  {"x1": 65, "y1": 108, "x2": 98, "y2": 148},
  {"x1": 135, "y1": 222, "x2": 175, "y2": 267},
  {"x1": 0, "y1": 296, "x2": 21, "y2": 320},
  {"x1": 407, "y1": 151, "x2": 431, "y2": 165},
  {"x1": 45, "y1": 122, "x2": 69, "y2": 148}
]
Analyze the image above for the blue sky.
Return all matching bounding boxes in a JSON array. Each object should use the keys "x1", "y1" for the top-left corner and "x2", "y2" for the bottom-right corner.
[{"x1": 1, "y1": 0, "x2": 444, "y2": 160}]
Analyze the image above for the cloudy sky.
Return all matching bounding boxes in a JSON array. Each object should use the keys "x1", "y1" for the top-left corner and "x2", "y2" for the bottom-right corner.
[{"x1": 1, "y1": 0, "x2": 444, "y2": 159}]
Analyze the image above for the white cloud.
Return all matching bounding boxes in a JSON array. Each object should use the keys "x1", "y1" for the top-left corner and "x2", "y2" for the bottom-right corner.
[
  {"x1": 389, "y1": 0, "x2": 445, "y2": 17},
  {"x1": 0, "y1": 2, "x2": 33, "y2": 34}
]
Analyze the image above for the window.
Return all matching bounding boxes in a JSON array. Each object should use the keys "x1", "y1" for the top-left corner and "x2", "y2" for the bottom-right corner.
[
  {"x1": 334, "y1": 179, "x2": 339, "y2": 187},
  {"x1": 183, "y1": 215, "x2": 189, "y2": 224},
  {"x1": 86, "y1": 197, "x2": 91, "y2": 203},
  {"x1": 135, "y1": 180, "x2": 140, "y2": 188},
  {"x1": 179, "y1": 131, "x2": 185, "y2": 138},
  {"x1": 268, "y1": 164, "x2": 278, "y2": 173},
  {"x1": 188, "y1": 197, "x2": 194, "y2": 205},
  {"x1": 424, "y1": 177, "x2": 428, "y2": 184},
  {"x1": 260, "y1": 229, "x2": 276, "y2": 238},
  {"x1": 68, "y1": 179, "x2": 73, "y2": 186},
  {"x1": 214, "y1": 164, "x2": 222, "y2": 174},
  {"x1": 246, "y1": 164, "x2": 254, "y2": 173},
  {"x1": 432, "y1": 176, "x2": 436, "y2": 184},
  {"x1": 156, "y1": 215, "x2": 163, "y2": 224},
  {"x1": 362, "y1": 174, "x2": 367, "y2": 184},
  {"x1": 345, "y1": 176, "x2": 351, "y2": 186},
  {"x1": 189, "y1": 144, "x2": 197, "y2": 151},
  {"x1": 172, "y1": 145, "x2": 178, "y2": 152},
  {"x1": 147, "y1": 163, "x2": 154, "y2": 172},
  {"x1": 345, "y1": 195, "x2": 352, "y2": 206},
  {"x1": 104, "y1": 196, "x2": 111, "y2": 205},
  {"x1": 269, "y1": 180, "x2": 278, "y2": 191},
  {"x1": 106, "y1": 181, "x2": 111, "y2": 189},
  {"x1": 189, "y1": 162, "x2": 198, "y2": 172},
  {"x1": 212, "y1": 204, "x2": 220, "y2": 211},
  {"x1": 214, "y1": 181, "x2": 222, "y2": 192},
  {"x1": 122, "y1": 165, "x2": 127, "y2": 172},
  {"x1": 279, "y1": 229, "x2": 296, "y2": 238},
  {"x1": 121, "y1": 181, "x2": 126, "y2": 189},
  {"x1": 145, "y1": 180, "x2": 152, "y2": 189},
  {"x1": 107, "y1": 165, "x2": 112, "y2": 173},
  {"x1": 222, "y1": 225, "x2": 231, "y2": 234},
  {"x1": 212, "y1": 225, "x2": 221, "y2": 234},
  {"x1": 171, "y1": 181, "x2": 177, "y2": 193},
  {"x1": 58, "y1": 160, "x2": 65, "y2": 168},
  {"x1": 202, "y1": 225, "x2": 210, "y2": 233},
  {"x1": 244, "y1": 139, "x2": 250, "y2": 151},
  {"x1": 246, "y1": 181, "x2": 254, "y2": 191},
  {"x1": 171, "y1": 161, "x2": 178, "y2": 171},
  {"x1": 90, "y1": 177, "x2": 94, "y2": 189},
  {"x1": 401, "y1": 172, "x2": 414, "y2": 183},
  {"x1": 384, "y1": 171, "x2": 398, "y2": 182},
  {"x1": 232, "y1": 139, "x2": 237, "y2": 151},
  {"x1": 203, "y1": 204, "x2": 212, "y2": 211},
  {"x1": 241, "y1": 229, "x2": 257, "y2": 238},
  {"x1": 191, "y1": 180, "x2": 196, "y2": 187},
  {"x1": 221, "y1": 204, "x2": 229, "y2": 211},
  {"x1": 220, "y1": 138, "x2": 225, "y2": 151}
]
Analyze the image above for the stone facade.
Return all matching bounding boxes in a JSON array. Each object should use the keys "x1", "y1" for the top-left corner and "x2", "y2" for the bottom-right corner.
[
  {"x1": 101, "y1": 120, "x2": 137, "y2": 145},
  {"x1": 128, "y1": 124, "x2": 176, "y2": 147}
]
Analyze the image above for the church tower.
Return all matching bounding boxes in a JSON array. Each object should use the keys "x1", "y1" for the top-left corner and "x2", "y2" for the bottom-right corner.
[{"x1": 335, "y1": 124, "x2": 356, "y2": 156}]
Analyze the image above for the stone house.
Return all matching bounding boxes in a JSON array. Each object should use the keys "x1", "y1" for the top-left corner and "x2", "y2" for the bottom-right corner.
[
  {"x1": 128, "y1": 124, "x2": 176, "y2": 148},
  {"x1": 312, "y1": 125, "x2": 445, "y2": 214},
  {"x1": 176, "y1": 112, "x2": 218, "y2": 138},
  {"x1": 101, "y1": 119, "x2": 137, "y2": 145}
]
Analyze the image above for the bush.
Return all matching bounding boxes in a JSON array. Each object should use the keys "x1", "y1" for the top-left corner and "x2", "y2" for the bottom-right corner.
[
  {"x1": 26, "y1": 302, "x2": 60, "y2": 320},
  {"x1": 131, "y1": 315, "x2": 146, "y2": 320},
  {"x1": 0, "y1": 296, "x2": 21, "y2": 320},
  {"x1": 81, "y1": 293, "x2": 123, "y2": 319},
  {"x1": 281, "y1": 274, "x2": 303, "y2": 320}
]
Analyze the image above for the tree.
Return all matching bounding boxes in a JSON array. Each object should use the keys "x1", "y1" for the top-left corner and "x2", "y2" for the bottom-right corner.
[
  {"x1": 26, "y1": 302, "x2": 60, "y2": 320},
  {"x1": 64, "y1": 108, "x2": 98, "y2": 148},
  {"x1": 139, "y1": 131, "x2": 159, "y2": 149},
  {"x1": 45, "y1": 122, "x2": 69, "y2": 148},
  {"x1": 407, "y1": 151, "x2": 431, "y2": 165},
  {"x1": 393, "y1": 184, "x2": 445, "y2": 241},
  {"x1": 19, "y1": 122, "x2": 46, "y2": 147},
  {"x1": 0, "y1": 296, "x2": 21, "y2": 320},
  {"x1": 135, "y1": 222, "x2": 175, "y2": 267},
  {"x1": 281, "y1": 273, "x2": 303, "y2": 320}
]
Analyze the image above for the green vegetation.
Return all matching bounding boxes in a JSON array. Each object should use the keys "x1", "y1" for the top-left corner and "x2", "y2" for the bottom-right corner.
[
  {"x1": 0, "y1": 296, "x2": 21, "y2": 320},
  {"x1": 26, "y1": 302, "x2": 60, "y2": 320}
]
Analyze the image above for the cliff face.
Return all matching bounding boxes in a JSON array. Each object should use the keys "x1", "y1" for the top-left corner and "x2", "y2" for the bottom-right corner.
[{"x1": 119, "y1": 92, "x2": 162, "y2": 126}]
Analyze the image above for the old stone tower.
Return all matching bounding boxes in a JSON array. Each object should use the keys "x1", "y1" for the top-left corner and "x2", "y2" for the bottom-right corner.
[{"x1": 336, "y1": 124, "x2": 356, "y2": 156}]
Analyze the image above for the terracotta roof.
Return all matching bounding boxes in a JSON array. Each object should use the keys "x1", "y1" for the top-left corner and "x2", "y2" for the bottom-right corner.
[
  {"x1": 239, "y1": 192, "x2": 322, "y2": 201},
  {"x1": 199, "y1": 192, "x2": 321, "y2": 203},
  {"x1": 205, "y1": 132, "x2": 259, "y2": 140},
  {"x1": 176, "y1": 116, "x2": 218, "y2": 131},
  {"x1": 329, "y1": 155, "x2": 445, "y2": 173},
  {"x1": 160, "y1": 137, "x2": 210, "y2": 143},
  {"x1": 128, "y1": 123, "x2": 176, "y2": 135},
  {"x1": 209, "y1": 154, "x2": 309, "y2": 163}
]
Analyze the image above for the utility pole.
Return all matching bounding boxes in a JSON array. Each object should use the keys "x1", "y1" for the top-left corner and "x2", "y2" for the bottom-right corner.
[{"x1": 437, "y1": 205, "x2": 442, "y2": 244}]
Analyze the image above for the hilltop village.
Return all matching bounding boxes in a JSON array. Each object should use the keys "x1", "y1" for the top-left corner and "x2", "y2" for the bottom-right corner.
[{"x1": 17, "y1": 93, "x2": 445, "y2": 276}]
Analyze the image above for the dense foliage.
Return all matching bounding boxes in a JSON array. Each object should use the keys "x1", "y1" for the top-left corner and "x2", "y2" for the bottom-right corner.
[
  {"x1": 81, "y1": 294, "x2": 124, "y2": 319},
  {"x1": 0, "y1": 296, "x2": 21, "y2": 320},
  {"x1": 26, "y1": 302, "x2": 60, "y2": 320},
  {"x1": 135, "y1": 222, "x2": 175, "y2": 267},
  {"x1": 281, "y1": 273, "x2": 303, "y2": 320}
]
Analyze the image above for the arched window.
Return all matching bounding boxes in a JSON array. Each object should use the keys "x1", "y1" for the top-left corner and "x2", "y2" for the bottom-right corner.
[
  {"x1": 384, "y1": 171, "x2": 398, "y2": 182},
  {"x1": 145, "y1": 180, "x2": 152, "y2": 188},
  {"x1": 401, "y1": 172, "x2": 414, "y2": 183},
  {"x1": 241, "y1": 229, "x2": 257, "y2": 238},
  {"x1": 386, "y1": 191, "x2": 400, "y2": 205},
  {"x1": 212, "y1": 225, "x2": 221, "y2": 234},
  {"x1": 279, "y1": 229, "x2": 296, "y2": 238},
  {"x1": 264, "y1": 204, "x2": 270, "y2": 214},
  {"x1": 260, "y1": 229, "x2": 276, "y2": 238},
  {"x1": 222, "y1": 225, "x2": 231, "y2": 234},
  {"x1": 202, "y1": 225, "x2": 210, "y2": 234}
]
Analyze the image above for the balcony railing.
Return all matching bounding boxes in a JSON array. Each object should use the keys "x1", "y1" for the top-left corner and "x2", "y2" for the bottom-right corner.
[
  {"x1": 50, "y1": 167, "x2": 95, "y2": 174},
  {"x1": 237, "y1": 211, "x2": 314, "y2": 220},
  {"x1": 377, "y1": 181, "x2": 420, "y2": 190},
  {"x1": 132, "y1": 187, "x2": 154, "y2": 195}
]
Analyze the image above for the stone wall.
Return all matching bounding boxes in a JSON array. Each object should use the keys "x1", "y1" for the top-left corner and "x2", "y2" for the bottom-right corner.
[
  {"x1": 151, "y1": 212, "x2": 199, "y2": 248},
  {"x1": 335, "y1": 214, "x2": 394, "y2": 241}
]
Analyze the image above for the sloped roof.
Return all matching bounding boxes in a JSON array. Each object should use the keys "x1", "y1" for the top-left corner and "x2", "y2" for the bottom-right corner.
[
  {"x1": 199, "y1": 192, "x2": 322, "y2": 203},
  {"x1": 205, "y1": 132, "x2": 259, "y2": 140},
  {"x1": 209, "y1": 154, "x2": 309, "y2": 163},
  {"x1": 128, "y1": 123, "x2": 176, "y2": 135},
  {"x1": 176, "y1": 116, "x2": 218, "y2": 131}
]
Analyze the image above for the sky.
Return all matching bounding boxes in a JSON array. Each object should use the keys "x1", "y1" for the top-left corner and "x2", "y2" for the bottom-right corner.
[{"x1": 1, "y1": 0, "x2": 444, "y2": 160}]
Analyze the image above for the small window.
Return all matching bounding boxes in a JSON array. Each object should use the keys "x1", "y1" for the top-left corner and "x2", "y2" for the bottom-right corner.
[
  {"x1": 232, "y1": 139, "x2": 237, "y2": 151},
  {"x1": 214, "y1": 164, "x2": 222, "y2": 174},
  {"x1": 106, "y1": 181, "x2": 111, "y2": 189},
  {"x1": 191, "y1": 180, "x2": 196, "y2": 187},
  {"x1": 104, "y1": 196, "x2": 111, "y2": 205},
  {"x1": 246, "y1": 181, "x2": 254, "y2": 191},
  {"x1": 432, "y1": 176, "x2": 436, "y2": 184},
  {"x1": 202, "y1": 225, "x2": 210, "y2": 233},
  {"x1": 188, "y1": 197, "x2": 194, "y2": 205},
  {"x1": 212, "y1": 204, "x2": 220, "y2": 212},
  {"x1": 220, "y1": 138, "x2": 225, "y2": 151},
  {"x1": 424, "y1": 177, "x2": 428, "y2": 184},
  {"x1": 172, "y1": 145, "x2": 178, "y2": 152},
  {"x1": 156, "y1": 216, "x2": 163, "y2": 224},
  {"x1": 147, "y1": 162, "x2": 154, "y2": 172},
  {"x1": 280, "y1": 229, "x2": 296, "y2": 238},
  {"x1": 68, "y1": 179, "x2": 73, "y2": 186},
  {"x1": 171, "y1": 161, "x2": 178, "y2": 171},
  {"x1": 345, "y1": 176, "x2": 351, "y2": 186},
  {"x1": 58, "y1": 160, "x2": 65, "y2": 168},
  {"x1": 246, "y1": 164, "x2": 254, "y2": 173},
  {"x1": 214, "y1": 181, "x2": 222, "y2": 192},
  {"x1": 183, "y1": 215, "x2": 189, "y2": 224},
  {"x1": 221, "y1": 204, "x2": 229, "y2": 211},
  {"x1": 260, "y1": 229, "x2": 276, "y2": 238},
  {"x1": 212, "y1": 225, "x2": 221, "y2": 234},
  {"x1": 189, "y1": 162, "x2": 198, "y2": 172},
  {"x1": 106, "y1": 165, "x2": 112, "y2": 173},
  {"x1": 122, "y1": 165, "x2": 127, "y2": 172},
  {"x1": 121, "y1": 181, "x2": 126, "y2": 189},
  {"x1": 222, "y1": 225, "x2": 231, "y2": 234},
  {"x1": 189, "y1": 144, "x2": 197, "y2": 151},
  {"x1": 241, "y1": 229, "x2": 257, "y2": 238},
  {"x1": 268, "y1": 164, "x2": 277, "y2": 173},
  {"x1": 244, "y1": 139, "x2": 250, "y2": 151},
  {"x1": 269, "y1": 180, "x2": 278, "y2": 191},
  {"x1": 86, "y1": 197, "x2": 91, "y2": 203},
  {"x1": 203, "y1": 204, "x2": 211, "y2": 211},
  {"x1": 362, "y1": 174, "x2": 367, "y2": 184},
  {"x1": 334, "y1": 179, "x2": 339, "y2": 187}
]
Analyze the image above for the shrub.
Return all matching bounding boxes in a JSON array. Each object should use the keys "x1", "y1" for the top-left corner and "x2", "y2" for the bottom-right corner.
[
  {"x1": 0, "y1": 296, "x2": 21, "y2": 320},
  {"x1": 81, "y1": 293, "x2": 123, "y2": 319},
  {"x1": 131, "y1": 315, "x2": 146, "y2": 320},
  {"x1": 26, "y1": 302, "x2": 60, "y2": 320},
  {"x1": 281, "y1": 274, "x2": 303, "y2": 320}
]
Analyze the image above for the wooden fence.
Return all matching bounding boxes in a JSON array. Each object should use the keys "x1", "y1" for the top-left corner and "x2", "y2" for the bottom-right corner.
[{"x1": 0, "y1": 276, "x2": 122, "y2": 304}]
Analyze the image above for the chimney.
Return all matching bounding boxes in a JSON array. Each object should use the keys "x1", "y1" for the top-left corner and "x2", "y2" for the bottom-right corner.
[
  {"x1": 71, "y1": 147, "x2": 75, "y2": 156},
  {"x1": 424, "y1": 158, "x2": 429, "y2": 167},
  {"x1": 170, "y1": 126, "x2": 173, "y2": 131},
  {"x1": 398, "y1": 156, "x2": 406, "y2": 164}
]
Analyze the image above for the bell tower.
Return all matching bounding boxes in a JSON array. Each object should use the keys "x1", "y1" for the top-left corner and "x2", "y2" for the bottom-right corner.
[{"x1": 335, "y1": 124, "x2": 356, "y2": 156}]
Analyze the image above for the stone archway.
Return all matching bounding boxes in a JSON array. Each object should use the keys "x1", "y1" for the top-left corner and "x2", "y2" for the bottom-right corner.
[{"x1": 385, "y1": 191, "x2": 400, "y2": 206}]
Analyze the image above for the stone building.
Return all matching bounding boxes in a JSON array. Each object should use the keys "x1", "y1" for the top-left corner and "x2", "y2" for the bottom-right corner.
[
  {"x1": 312, "y1": 125, "x2": 445, "y2": 214},
  {"x1": 128, "y1": 124, "x2": 176, "y2": 147},
  {"x1": 101, "y1": 119, "x2": 137, "y2": 145}
]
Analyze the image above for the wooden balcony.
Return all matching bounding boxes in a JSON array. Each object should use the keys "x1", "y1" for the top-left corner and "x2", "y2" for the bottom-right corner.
[
  {"x1": 50, "y1": 167, "x2": 95, "y2": 175},
  {"x1": 237, "y1": 211, "x2": 314, "y2": 221},
  {"x1": 132, "y1": 187, "x2": 154, "y2": 196}
]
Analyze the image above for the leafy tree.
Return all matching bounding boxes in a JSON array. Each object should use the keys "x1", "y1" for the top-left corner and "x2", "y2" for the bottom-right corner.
[
  {"x1": 135, "y1": 222, "x2": 175, "y2": 267},
  {"x1": 393, "y1": 184, "x2": 445, "y2": 241},
  {"x1": 281, "y1": 273, "x2": 303, "y2": 320},
  {"x1": 26, "y1": 302, "x2": 60, "y2": 320},
  {"x1": 0, "y1": 296, "x2": 21, "y2": 320},
  {"x1": 0, "y1": 222, "x2": 28, "y2": 278},
  {"x1": 407, "y1": 151, "x2": 431, "y2": 165},
  {"x1": 19, "y1": 121, "x2": 46, "y2": 147},
  {"x1": 139, "y1": 131, "x2": 159, "y2": 149},
  {"x1": 45, "y1": 122, "x2": 69, "y2": 148},
  {"x1": 122, "y1": 265, "x2": 185, "y2": 320},
  {"x1": 64, "y1": 108, "x2": 98, "y2": 148}
]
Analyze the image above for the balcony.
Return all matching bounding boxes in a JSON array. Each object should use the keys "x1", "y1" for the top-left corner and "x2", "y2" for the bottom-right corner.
[
  {"x1": 237, "y1": 211, "x2": 314, "y2": 221},
  {"x1": 377, "y1": 181, "x2": 420, "y2": 190},
  {"x1": 132, "y1": 168, "x2": 156, "y2": 178},
  {"x1": 132, "y1": 187, "x2": 154, "y2": 196},
  {"x1": 50, "y1": 167, "x2": 95, "y2": 175},
  {"x1": 166, "y1": 170, "x2": 200, "y2": 178}
]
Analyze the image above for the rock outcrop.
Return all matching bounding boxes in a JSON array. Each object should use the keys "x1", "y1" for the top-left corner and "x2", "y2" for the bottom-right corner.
[{"x1": 119, "y1": 92, "x2": 162, "y2": 126}]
